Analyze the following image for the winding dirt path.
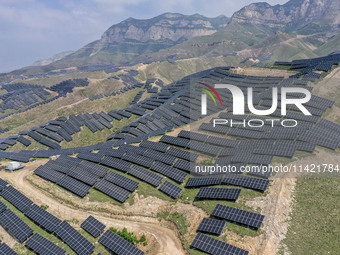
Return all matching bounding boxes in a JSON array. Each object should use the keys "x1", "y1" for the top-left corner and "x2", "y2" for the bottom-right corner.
[{"x1": 0, "y1": 161, "x2": 186, "y2": 255}]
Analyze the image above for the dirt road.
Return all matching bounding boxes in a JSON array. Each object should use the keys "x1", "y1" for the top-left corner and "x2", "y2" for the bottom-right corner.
[{"x1": 0, "y1": 161, "x2": 186, "y2": 255}]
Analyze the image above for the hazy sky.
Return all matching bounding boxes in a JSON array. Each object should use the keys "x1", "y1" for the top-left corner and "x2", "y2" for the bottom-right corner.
[{"x1": 0, "y1": 0, "x2": 288, "y2": 73}]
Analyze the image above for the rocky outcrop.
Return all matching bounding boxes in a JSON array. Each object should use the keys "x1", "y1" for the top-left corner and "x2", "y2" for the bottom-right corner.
[
  {"x1": 102, "y1": 13, "x2": 228, "y2": 43},
  {"x1": 230, "y1": 0, "x2": 340, "y2": 32},
  {"x1": 88, "y1": 13, "x2": 229, "y2": 56}
]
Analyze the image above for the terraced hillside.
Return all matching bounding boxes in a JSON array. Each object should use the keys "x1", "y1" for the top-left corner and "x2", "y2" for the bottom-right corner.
[{"x1": 0, "y1": 53, "x2": 339, "y2": 255}]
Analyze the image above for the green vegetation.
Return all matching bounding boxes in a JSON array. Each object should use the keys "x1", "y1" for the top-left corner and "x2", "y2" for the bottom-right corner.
[
  {"x1": 40, "y1": 204, "x2": 49, "y2": 210},
  {"x1": 0, "y1": 83, "x2": 139, "y2": 138},
  {"x1": 198, "y1": 159, "x2": 214, "y2": 166},
  {"x1": 87, "y1": 189, "x2": 116, "y2": 203},
  {"x1": 273, "y1": 150, "x2": 313, "y2": 165},
  {"x1": 280, "y1": 178, "x2": 340, "y2": 255},
  {"x1": 61, "y1": 114, "x2": 138, "y2": 149},
  {"x1": 157, "y1": 211, "x2": 189, "y2": 235},
  {"x1": 11, "y1": 70, "x2": 112, "y2": 87},
  {"x1": 0, "y1": 198, "x2": 76, "y2": 255},
  {"x1": 109, "y1": 227, "x2": 147, "y2": 246}
]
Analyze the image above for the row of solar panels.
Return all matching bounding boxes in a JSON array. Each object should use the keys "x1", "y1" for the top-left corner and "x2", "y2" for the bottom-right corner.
[
  {"x1": 89, "y1": 80, "x2": 144, "y2": 101},
  {"x1": 0, "y1": 177, "x2": 145, "y2": 255},
  {"x1": 0, "y1": 178, "x2": 94, "y2": 254},
  {"x1": 275, "y1": 53, "x2": 340, "y2": 80},
  {"x1": 0, "y1": 109, "x2": 131, "y2": 152},
  {"x1": 105, "y1": 64, "x2": 327, "y2": 147},
  {"x1": 0, "y1": 88, "x2": 50, "y2": 113}
]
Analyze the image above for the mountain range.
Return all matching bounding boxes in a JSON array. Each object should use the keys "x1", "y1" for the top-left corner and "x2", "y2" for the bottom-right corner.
[{"x1": 8, "y1": 0, "x2": 340, "y2": 74}]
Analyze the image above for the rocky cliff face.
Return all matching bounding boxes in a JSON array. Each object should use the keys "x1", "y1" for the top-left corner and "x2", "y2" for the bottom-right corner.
[
  {"x1": 88, "y1": 13, "x2": 229, "y2": 56},
  {"x1": 231, "y1": 0, "x2": 340, "y2": 32},
  {"x1": 102, "y1": 13, "x2": 228, "y2": 43}
]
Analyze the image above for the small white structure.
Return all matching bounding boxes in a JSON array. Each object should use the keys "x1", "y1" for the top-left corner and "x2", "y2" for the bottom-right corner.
[{"x1": 7, "y1": 161, "x2": 24, "y2": 171}]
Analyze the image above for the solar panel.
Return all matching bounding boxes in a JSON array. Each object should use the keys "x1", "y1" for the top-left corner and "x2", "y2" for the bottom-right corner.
[
  {"x1": 158, "y1": 181, "x2": 183, "y2": 199},
  {"x1": 178, "y1": 130, "x2": 208, "y2": 142},
  {"x1": 81, "y1": 216, "x2": 106, "y2": 238},
  {"x1": 77, "y1": 152, "x2": 103, "y2": 163},
  {"x1": 43, "y1": 160, "x2": 70, "y2": 174},
  {"x1": 34, "y1": 165, "x2": 65, "y2": 183},
  {"x1": 196, "y1": 188, "x2": 241, "y2": 201},
  {"x1": 26, "y1": 233, "x2": 66, "y2": 255},
  {"x1": 94, "y1": 179, "x2": 131, "y2": 203},
  {"x1": 212, "y1": 204, "x2": 264, "y2": 230},
  {"x1": 166, "y1": 147, "x2": 199, "y2": 161},
  {"x1": 139, "y1": 140, "x2": 169, "y2": 152},
  {"x1": 98, "y1": 149, "x2": 125, "y2": 158},
  {"x1": 197, "y1": 218, "x2": 226, "y2": 235},
  {"x1": 188, "y1": 141, "x2": 221, "y2": 156},
  {"x1": 68, "y1": 167, "x2": 99, "y2": 186},
  {"x1": 0, "y1": 200, "x2": 7, "y2": 214},
  {"x1": 57, "y1": 176, "x2": 92, "y2": 198},
  {"x1": 191, "y1": 233, "x2": 248, "y2": 255},
  {"x1": 159, "y1": 135, "x2": 189, "y2": 148},
  {"x1": 173, "y1": 159, "x2": 191, "y2": 172},
  {"x1": 222, "y1": 174, "x2": 269, "y2": 192},
  {"x1": 0, "y1": 186, "x2": 33, "y2": 212},
  {"x1": 100, "y1": 157, "x2": 132, "y2": 173},
  {"x1": 151, "y1": 161, "x2": 187, "y2": 183},
  {"x1": 79, "y1": 160, "x2": 109, "y2": 177},
  {"x1": 122, "y1": 153, "x2": 155, "y2": 168},
  {"x1": 104, "y1": 171, "x2": 139, "y2": 192},
  {"x1": 205, "y1": 136, "x2": 239, "y2": 147},
  {"x1": 185, "y1": 176, "x2": 222, "y2": 188},
  {"x1": 144, "y1": 149, "x2": 177, "y2": 165},
  {"x1": 54, "y1": 221, "x2": 95, "y2": 255},
  {"x1": 0, "y1": 178, "x2": 8, "y2": 191},
  {"x1": 128, "y1": 165, "x2": 163, "y2": 187},
  {"x1": 99, "y1": 230, "x2": 144, "y2": 255},
  {"x1": 119, "y1": 144, "x2": 147, "y2": 155},
  {"x1": 24, "y1": 204, "x2": 62, "y2": 233},
  {"x1": 0, "y1": 209, "x2": 33, "y2": 243},
  {"x1": 0, "y1": 243, "x2": 17, "y2": 255}
]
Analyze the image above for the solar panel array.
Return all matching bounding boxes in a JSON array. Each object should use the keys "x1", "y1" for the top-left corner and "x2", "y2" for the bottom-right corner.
[
  {"x1": 104, "y1": 171, "x2": 139, "y2": 192},
  {"x1": 2, "y1": 55, "x2": 340, "y2": 255},
  {"x1": 57, "y1": 175, "x2": 92, "y2": 198},
  {"x1": 191, "y1": 233, "x2": 249, "y2": 255},
  {"x1": 0, "y1": 209, "x2": 34, "y2": 243},
  {"x1": 34, "y1": 165, "x2": 65, "y2": 183},
  {"x1": 99, "y1": 230, "x2": 144, "y2": 255},
  {"x1": 68, "y1": 167, "x2": 99, "y2": 186},
  {"x1": 0, "y1": 178, "x2": 8, "y2": 191},
  {"x1": 196, "y1": 188, "x2": 241, "y2": 201},
  {"x1": 100, "y1": 157, "x2": 132, "y2": 172},
  {"x1": 128, "y1": 165, "x2": 163, "y2": 187},
  {"x1": 0, "y1": 186, "x2": 33, "y2": 212},
  {"x1": 151, "y1": 161, "x2": 187, "y2": 183},
  {"x1": 186, "y1": 176, "x2": 223, "y2": 188},
  {"x1": 222, "y1": 174, "x2": 269, "y2": 192},
  {"x1": 197, "y1": 218, "x2": 226, "y2": 235},
  {"x1": 212, "y1": 204, "x2": 265, "y2": 230},
  {"x1": 81, "y1": 216, "x2": 106, "y2": 238},
  {"x1": 24, "y1": 204, "x2": 62, "y2": 233},
  {"x1": 54, "y1": 221, "x2": 95, "y2": 255},
  {"x1": 94, "y1": 179, "x2": 131, "y2": 203},
  {"x1": 0, "y1": 200, "x2": 7, "y2": 214},
  {"x1": 158, "y1": 181, "x2": 183, "y2": 199},
  {"x1": 0, "y1": 242, "x2": 17, "y2": 255},
  {"x1": 26, "y1": 233, "x2": 66, "y2": 255}
]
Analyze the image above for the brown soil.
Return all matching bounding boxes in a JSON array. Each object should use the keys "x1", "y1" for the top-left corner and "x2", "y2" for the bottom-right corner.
[
  {"x1": 234, "y1": 67, "x2": 298, "y2": 78},
  {"x1": 0, "y1": 157, "x2": 300, "y2": 255},
  {"x1": 0, "y1": 160, "x2": 185, "y2": 255}
]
